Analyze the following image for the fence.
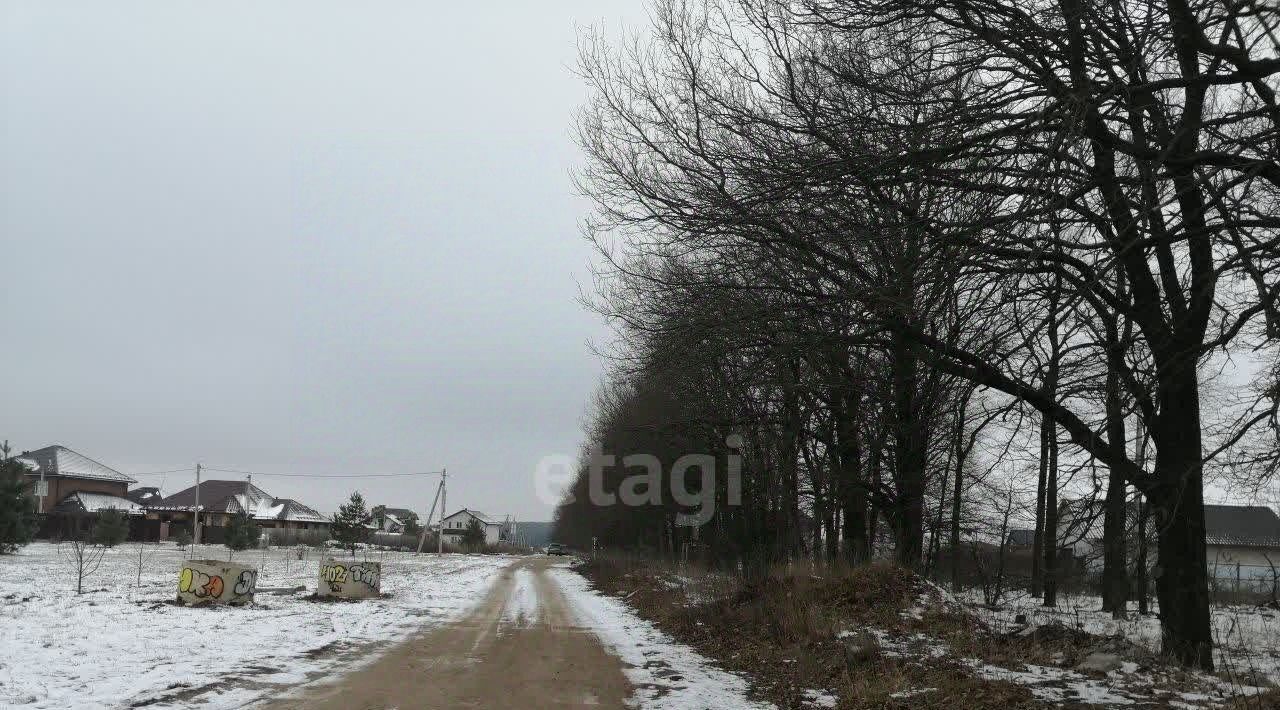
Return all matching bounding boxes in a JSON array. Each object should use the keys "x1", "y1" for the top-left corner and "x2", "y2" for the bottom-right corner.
[
  {"x1": 1209, "y1": 561, "x2": 1280, "y2": 597},
  {"x1": 260, "y1": 528, "x2": 331, "y2": 547},
  {"x1": 369, "y1": 531, "x2": 421, "y2": 549}
]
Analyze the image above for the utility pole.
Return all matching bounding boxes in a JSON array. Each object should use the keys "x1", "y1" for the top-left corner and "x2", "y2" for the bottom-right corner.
[
  {"x1": 416, "y1": 475, "x2": 444, "y2": 554},
  {"x1": 438, "y1": 468, "x2": 447, "y2": 554},
  {"x1": 38, "y1": 454, "x2": 46, "y2": 515},
  {"x1": 193, "y1": 463, "x2": 203, "y2": 546}
]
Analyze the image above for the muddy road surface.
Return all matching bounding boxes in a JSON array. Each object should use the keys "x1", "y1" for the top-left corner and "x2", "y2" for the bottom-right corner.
[{"x1": 259, "y1": 557, "x2": 631, "y2": 709}]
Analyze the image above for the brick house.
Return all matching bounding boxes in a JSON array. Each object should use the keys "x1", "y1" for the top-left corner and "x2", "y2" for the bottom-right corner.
[{"x1": 17, "y1": 445, "x2": 138, "y2": 515}]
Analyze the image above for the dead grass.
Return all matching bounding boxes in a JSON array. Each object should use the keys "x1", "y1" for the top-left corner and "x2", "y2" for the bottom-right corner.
[
  {"x1": 577, "y1": 557, "x2": 1048, "y2": 709},
  {"x1": 578, "y1": 555, "x2": 1277, "y2": 709},
  {"x1": 1225, "y1": 689, "x2": 1280, "y2": 709}
]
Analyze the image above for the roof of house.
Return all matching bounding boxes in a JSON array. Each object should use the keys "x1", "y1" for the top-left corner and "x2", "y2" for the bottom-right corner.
[
  {"x1": 1204, "y1": 505, "x2": 1280, "y2": 548},
  {"x1": 154, "y1": 480, "x2": 271, "y2": 511},
  {"x1": 53, "y1": 491, "x2": 144, "y2": 515},
  {"x1": 266, "y1": 499, "x2": 328, "y2": 524},
  {"x1": 153, "y1": 480, "x2": 328, "y2": 524},
  {"x1": 380, "y1": 507, "x2": 416, "y2": 519},
  {"x1": 1059, "y1": 499, "x2": 1280, "y2": 550},
  {"x1": 1007, "y1": 529, "x2": 1036, "y2": 547},
  {"x1": 127, "y1": 487, "x2": 164, "y2": 505},
  {"x1": 442, "y1": 508, "x2": 499, "y2": 525},
  {"x1": 16, "y1": 445, "x2": 136, "y2": 484},
  {"x1": 1057, "y1": 497, "x2": 1143, "y2": 547}
]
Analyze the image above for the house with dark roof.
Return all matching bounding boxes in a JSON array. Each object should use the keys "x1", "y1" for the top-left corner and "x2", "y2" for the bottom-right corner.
[
  {"x1": 372, "y1": 506, "x2": 418, "y2": 533},
  {"x1": 126, "y1": 486, "x2": 164, "y2": 507},
  {"x1": 1204, "y1": 505, "x2": 1280, "y2": 583},
  {"x1": 1006, "y1": 528, "x2": 1036, "y2": 548},
  {"x1": 148, "y1": 479, "x2": 330, "y2": 541},
  {"x1": 1057, "y1": 498, "x2": 1280, "y2": 584},
  {"x1": 16, "y1": 445, "x2": 138, "y2": 516}
]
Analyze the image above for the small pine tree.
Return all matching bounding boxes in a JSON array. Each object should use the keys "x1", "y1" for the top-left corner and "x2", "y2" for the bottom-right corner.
[
  {"x1": 331, "y1": 491, "x2": 373, "y2": 555},
  {"x1": 173, "y1": 528, "x2": 192, "y2": 550},
  {"x1": 461, "y1": 518, "x2": 486, "y2": 549},
  {"x1": 92, "y1": 509, "x2": 129, "y2": 547},
  {"x1": 224, "y1": 511, "x2": 258, "y2": 560},
  {"x1": 0, "y1": 453, "x2": 36, "y2": 555}
]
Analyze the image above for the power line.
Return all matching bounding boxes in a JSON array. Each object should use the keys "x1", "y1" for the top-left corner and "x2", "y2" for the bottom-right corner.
[
  {"x1": 128, "y1": 467, "x2": 196, "y2": 476},
  {"x1": 203, "y1": 466, "x2": 446, "y2": 479}
]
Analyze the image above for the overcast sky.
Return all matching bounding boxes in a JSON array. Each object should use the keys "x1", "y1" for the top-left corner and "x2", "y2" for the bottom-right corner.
[{"x1": 1, "y1": 1, "x2": 646, "y2": 520}]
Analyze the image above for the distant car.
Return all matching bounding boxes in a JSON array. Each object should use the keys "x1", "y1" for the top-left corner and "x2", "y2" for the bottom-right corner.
[{"x1": 546, "y1": 543, "x2": 567, "y2": 556}]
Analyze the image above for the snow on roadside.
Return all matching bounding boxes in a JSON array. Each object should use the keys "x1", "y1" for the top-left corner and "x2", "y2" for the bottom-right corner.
[
  {"x1": 0, "y1": 543, "x2": 514, "y2": 709},
  {"x1": 857, "y1": 625, "x2": 1157, "y2": 706},
  {"x1": 501, "y1": 565, "x2": 540, "y2": 628},
  {"x1": 968, "y1": 660, "x2": 1139, "y2": 706},
  {"x1": 958, "y1": 588, "x2": 1280, "y2": 687},
  {"x1": 550, "y1": 565, "x2": 775, "y2": 710}
]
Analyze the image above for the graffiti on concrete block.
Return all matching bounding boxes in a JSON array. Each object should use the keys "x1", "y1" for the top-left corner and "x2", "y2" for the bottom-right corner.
[
  {"x1": 318, "y1": 558, "x2": 381, "y2": 598},
  {"x1": 177, "y1": 561, "x2": 258, "y2": 606},
  {"x1": 179, "y1": 567, "x2": 224, "y2": 599},
  {"x1": 233, "y1": 569, "x2": 258, "y2": 596},
  {"x1": 351, "y1": 564, "x2": 380, "y2": 589},
  {"x1": 320, "y1": 562, "x2": 348, "y2": 592}
]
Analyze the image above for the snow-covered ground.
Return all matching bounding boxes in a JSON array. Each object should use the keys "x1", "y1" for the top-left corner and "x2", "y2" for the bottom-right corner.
[
  {"x1": 959, "y1": 588, "x2": 1280, "y2": 687},
  {"x1": 551, "y1": 566, "x2": 774, "y2": 710},
  {"x1": 823, "y1": 584, "x2": 1270, "y2": 707},
  {"x1": 0, "y1": 542, "x2": 514, "y2": 709}
]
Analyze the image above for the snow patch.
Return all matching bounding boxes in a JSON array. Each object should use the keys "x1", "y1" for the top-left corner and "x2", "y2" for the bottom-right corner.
[
  {"x1": 500, "y1": 565, "x2": 540, "y2": 628},
  {"x1": 550, "y1": 566, "x2": 774, "y2": 710},
  {"x1": 800, "y1": 688, "x2": 837, "y2": 707},
  {"x1": 0, "y1": 543, "x2": 514, "y2": 708}
]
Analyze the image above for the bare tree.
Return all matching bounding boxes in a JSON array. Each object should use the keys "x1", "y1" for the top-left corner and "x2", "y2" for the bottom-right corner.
[
  {"x1": 568, "y1": 0, "x2": 1280, "y2": 669},
  {"x1": 59, "y1": 538, "x2": 107, "y2": 595}
]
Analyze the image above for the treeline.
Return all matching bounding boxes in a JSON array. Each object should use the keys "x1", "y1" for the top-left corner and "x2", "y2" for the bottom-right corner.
[{"x1": 553, "y1": 0, "x2": 1280, "y2": 670}]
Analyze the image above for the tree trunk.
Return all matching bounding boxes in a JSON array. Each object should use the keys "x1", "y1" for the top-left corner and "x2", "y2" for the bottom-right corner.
[
  {"x1": 821, "y1": 425, "x2": 838, "y2": 562},
  {"x1": 929, "y1": 462, "x2": 948, "y2": 580},
  {"x1": 1136, "y1": 493, "x2": 1150, "y2": 615},
  {"x1": 837, "y1": 401, "x2": 869, "y2": 564},
  {"x1": 866, "y1": 428, "x2": 884, "y2": 559},
  {"x1": 890, "y1": 331, "x2": 926, "y2": 569},
  {"x1": 1148, "y1": 366, "x2": 1213, "y2": 669},
  {"x1": 1041, "y1": 268, "x2": 1061, "y2": 607},
  {"x1": 1042, "y1": 415, "x2": 1059, "y2": 607},
  {"x1": 949, "y1": 392, "x2": 969, "y2": 590},
  {"x1": 1031, "y1": 417, "x2": 1047, "y2": 598},
  {"x1": 1102, "y1": 360, "x2": 1129, "y2": 616},
  {"x1": 781, "y1": 366, "x2": 804, "y2": 559}
]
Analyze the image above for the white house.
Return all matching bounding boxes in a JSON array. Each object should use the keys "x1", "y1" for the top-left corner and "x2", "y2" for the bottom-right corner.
[
  {"x1": 1056, "y1": 499, "x2": 1280, "y2": 589},
  {"x1": 1203, "y1": 505, "x2": 1280, "y2": 587},
  {"x1": 439, "y1": 509, "x2": 504, "y2": 545}
]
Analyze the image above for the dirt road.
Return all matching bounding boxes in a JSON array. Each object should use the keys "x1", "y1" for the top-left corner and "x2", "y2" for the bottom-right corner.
[{"x1": 260, "y1": 557, "x2": 632, "y2": 709}]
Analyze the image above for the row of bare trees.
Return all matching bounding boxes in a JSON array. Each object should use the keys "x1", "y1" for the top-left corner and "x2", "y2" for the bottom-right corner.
[{"x1": 554, "y1": 0, "x2": 1280, "y2": 670}]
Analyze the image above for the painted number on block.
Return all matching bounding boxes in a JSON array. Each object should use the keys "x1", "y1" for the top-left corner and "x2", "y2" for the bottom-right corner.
[{"x1": 321, "y1": 564, "x2": 347, "y2": 592}]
